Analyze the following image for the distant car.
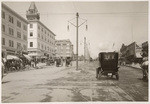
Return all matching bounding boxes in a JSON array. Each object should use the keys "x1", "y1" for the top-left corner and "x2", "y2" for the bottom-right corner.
[
  {"x1": 96, "y1": 52, "x2": 120, "y2": 80},
  {"x1": 56, "y1": 58, "x2": 61, "y2": 67}
]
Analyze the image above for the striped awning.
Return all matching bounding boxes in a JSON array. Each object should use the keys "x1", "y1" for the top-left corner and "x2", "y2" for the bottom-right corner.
[{"x1": 7, "y1": 55, "x2": 20, "y2": 60}]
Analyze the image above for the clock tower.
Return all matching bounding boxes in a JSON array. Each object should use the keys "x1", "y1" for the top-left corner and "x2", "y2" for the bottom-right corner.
[{"x1": 26, "y1": 2, "x2": 40, "y2": 21}]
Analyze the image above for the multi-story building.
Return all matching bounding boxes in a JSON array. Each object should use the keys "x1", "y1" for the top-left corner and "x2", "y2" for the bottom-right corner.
[
  {"x1": 55, "y1": 39, "x2": 74, "y2": 59},
  {"x1": 2, "y1": 3, "x2": 28, "y2": 57},
  {"x1": 26, "y1": 2, "x2": 56, "y2": 58}
]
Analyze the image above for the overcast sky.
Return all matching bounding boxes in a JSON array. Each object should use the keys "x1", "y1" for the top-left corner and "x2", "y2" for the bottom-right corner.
[{"x1": 3, "y1": 1, "x2": 148, "y2": 58}]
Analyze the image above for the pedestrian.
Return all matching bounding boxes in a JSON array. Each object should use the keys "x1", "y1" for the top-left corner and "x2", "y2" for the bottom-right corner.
[
  {"x1": 96, "y1": 67, "x2": 101, "y2": 78},
  {"x1": 141, "y1": 57, "x2": 148, "y2": 81},
  {"x1": 31, "y1": 60, "x2": 34, "y2": 67}
]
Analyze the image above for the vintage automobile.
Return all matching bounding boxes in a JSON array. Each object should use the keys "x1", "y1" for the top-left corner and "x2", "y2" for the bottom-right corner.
[
  {"x1": 56, "y1": 58, "x2": 62, "y2": 67},
  {"x1": 96, "y1": 52, "x2": 119, "y2": 80}
]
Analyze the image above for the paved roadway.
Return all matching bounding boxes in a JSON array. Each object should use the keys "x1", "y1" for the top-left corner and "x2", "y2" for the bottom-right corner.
[{"x1": 2, "y1": 61, "x2": 148, "y2": 102}]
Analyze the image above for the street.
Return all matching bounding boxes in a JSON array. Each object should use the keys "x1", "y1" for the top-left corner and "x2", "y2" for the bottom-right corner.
[{"x1": 2, "y1": 61, "x2": 148, "y2": 102}]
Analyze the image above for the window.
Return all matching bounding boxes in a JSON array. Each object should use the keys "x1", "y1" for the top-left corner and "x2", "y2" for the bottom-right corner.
[
  {"x1": 9, "y1": 15, "x2": 14, "y2": 23},
  {"x1": 9, "y1": 40, "x2": 11, "y2": 47},
  {"x1": 23, "y1": 25, "x2": 27, "y2": 31},
  {"x1": 30, "y1": 42, "x2": 33, "y2": 47},
  {"x1": 17, "y1": 42, "x2": 21, "y2": 48},
  {"x1": 2, "y1": 38, "x2": 5, "y2": 45},
  {"x1": 2, "y1": 24, "x2": 5, "y2": 32},
  {"x1": 9, "y1": 27, "x2": 14, "y2": 36},
  {"x1": 2, "y1": 11, "x2": 5, "y2": 19},
  {"x1": 104, "y1": 54, "x2": 115, "y2": 60},
  {"x1": 30, "y1": 24, "x2": 33, "y2": 28},
  {"x1": 9, "y1": 40, "x2": 14, "y2": 47},
  {"x1": 17, "y1": 20, "x2": 21, "y2": 28},
  {"x1": 23, "y1": 34, "x2": 27, "y2": 41},
  {"x1": 30, "y1": 32, "x2": 33, "y2": 36},
  {"x1": 45, "y1": 30, "x2": 46, "y2": 34},
  {"x1": 42, "y1": 28, "x2": 43, "y2": 32},
  {"x1": 17, "y1": 31, "x2": 21, "y2": 38}
]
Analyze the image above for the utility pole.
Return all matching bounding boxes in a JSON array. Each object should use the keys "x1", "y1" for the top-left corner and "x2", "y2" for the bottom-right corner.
[
  {"x1": 84, "y1": 37, "x2": 86, "y2": 63},
  {"x1": 68, "y1": 12, "x2": 88, "y2": 70},
  {"x1": 76, "y1": 13, "x2": 79, "y2": 70}
]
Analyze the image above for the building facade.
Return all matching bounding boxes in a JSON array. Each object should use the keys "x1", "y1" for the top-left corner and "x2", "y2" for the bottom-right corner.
[
  {"x1": 26, "y1": 2, "x2": 56, "y2": 58},
  {"x1": 120, "y1": 42, "x2": 142, "y2": 64},
  {"x1": 142, "y1": 41, "x2": 148, "y2": 57},
  {"x1": 55, "y1": 39, "x2": 74, "y2": 59},
  {"x1": 2, "y1": 3, "x2": 28, "y2": 57}
]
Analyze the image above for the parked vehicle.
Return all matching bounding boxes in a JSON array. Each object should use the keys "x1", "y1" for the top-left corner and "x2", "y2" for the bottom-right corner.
[
  {"x1": 47, "y1": 58, "x2": 55, "y2": 66},
  {"x1": 96, "y1": 52, "x2": 120, "y2": 80},
  {"x1": 56, "y1": 58, "x2": 62, "y2": 67}
]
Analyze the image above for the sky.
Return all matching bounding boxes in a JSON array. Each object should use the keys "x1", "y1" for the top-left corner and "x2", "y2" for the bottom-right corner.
[{"x1": 3, "y1": 1, "x2": 148, "y2": 58}]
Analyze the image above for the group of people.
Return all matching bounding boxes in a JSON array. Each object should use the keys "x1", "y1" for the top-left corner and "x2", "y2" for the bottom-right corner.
[
  {"x1": 2, "y1": 58, "x2": 30, "y2": 73},
  {"x1": 50, "y1": 57, "x2": 72, "y2": 67}
]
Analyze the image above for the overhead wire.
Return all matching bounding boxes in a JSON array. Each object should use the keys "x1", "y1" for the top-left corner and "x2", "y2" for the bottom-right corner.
[{"x1": 17, "y1": 12, "x2": 147, "y2": 15}]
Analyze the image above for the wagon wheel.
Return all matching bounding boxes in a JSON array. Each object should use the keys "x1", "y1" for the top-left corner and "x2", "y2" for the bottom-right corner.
[{"x1": 116, "y1": 72, "x2": 119, "y2": 80}]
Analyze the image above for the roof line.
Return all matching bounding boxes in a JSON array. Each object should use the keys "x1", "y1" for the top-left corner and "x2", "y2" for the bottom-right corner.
[{"x1": 2, "y1": 3, "x2": 29, "y2": 24}]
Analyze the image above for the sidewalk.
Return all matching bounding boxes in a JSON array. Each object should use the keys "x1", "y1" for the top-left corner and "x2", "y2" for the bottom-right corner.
[
  {"x1": 125, "y1": 63, "x2": 142, "y2": 69},
  {"x1": 24, "y1": 62, "x2": 46, "y2": 70},
  {"x1": 36, "y1": 62, "x2": 46, "y2": 68}
]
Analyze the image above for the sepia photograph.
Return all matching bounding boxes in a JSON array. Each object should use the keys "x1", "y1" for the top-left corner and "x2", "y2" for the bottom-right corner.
[{"x1": 1, "y1": 0, "x2": 149, "y2": 103}]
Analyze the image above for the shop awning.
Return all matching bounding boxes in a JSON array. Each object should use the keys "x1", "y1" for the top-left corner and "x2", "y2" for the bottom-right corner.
[
  {"x1": 41, "y1": 56, "x2": 47, "y2": 58},
  {"x1": 7, "y1": 55, "x2": 20, "y2": 60},
  {"x1": 23, "y1": 54, "x2": 32, "y2": 61}
]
